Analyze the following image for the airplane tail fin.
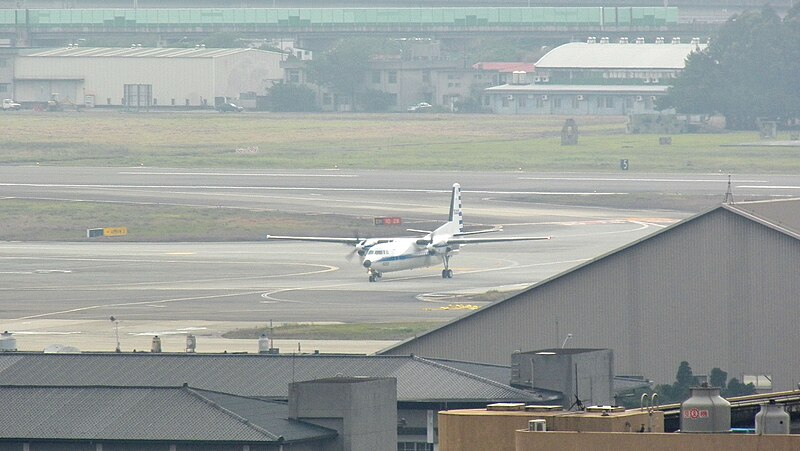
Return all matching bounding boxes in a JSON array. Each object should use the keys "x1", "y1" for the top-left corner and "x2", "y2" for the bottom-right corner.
[{"x1": 447, "y1": 183, "x2": 464, "y2": 234}]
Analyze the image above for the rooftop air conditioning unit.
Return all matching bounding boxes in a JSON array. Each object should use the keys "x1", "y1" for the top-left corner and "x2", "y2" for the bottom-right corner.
[
  {"x1": 541, "y1": 95, "x2": 548, "y2": 101},
  {"x1": 534, "y1": 76, "x2": 541, "y2": 83},
  {"x1": 576, "y1": 95, "x2": 584, "y2": 101},
  {"x1": 506, "y1": 95, "x2": 514, "y2": 100},
  {"x1": 650, "y1": 96, "x2": 657, "y2": 101},
  {"x1": 643, "y1": 78, "x2": 651, "y2": 84},
  {"x1": 635, "y1": 95, "x2": 644, "y2": 102},
  {"x1": 541, "y1": 76, "x2": 549, "y2": 82}
]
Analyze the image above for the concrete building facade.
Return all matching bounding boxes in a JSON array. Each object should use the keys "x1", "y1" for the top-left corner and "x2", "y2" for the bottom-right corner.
[{"x1": 13, "y1": 46, "x2": 283, "y2": 108}]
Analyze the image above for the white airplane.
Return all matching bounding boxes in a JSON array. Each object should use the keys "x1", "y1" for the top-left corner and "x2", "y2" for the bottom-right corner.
[{"x1": 266, "y1": 183, "x2": 550, "y2": 282}]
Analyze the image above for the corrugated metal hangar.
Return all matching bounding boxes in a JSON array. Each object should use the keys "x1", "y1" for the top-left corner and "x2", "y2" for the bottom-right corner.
[
  {"x1": 13, "y1": 46, "x2": 284, "y2": 107},
  {"x1": 381, "y1": 199, "x2": 800, "y2": 391}
]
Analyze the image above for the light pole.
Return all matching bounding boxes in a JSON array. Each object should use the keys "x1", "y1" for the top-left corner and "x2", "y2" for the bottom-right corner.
[
  {"x1": 110, "y1": 316, "x2": 120, "y2": 352},
  {"x1": 561, "y1": 333, "x2": 573, "y2": 348}
]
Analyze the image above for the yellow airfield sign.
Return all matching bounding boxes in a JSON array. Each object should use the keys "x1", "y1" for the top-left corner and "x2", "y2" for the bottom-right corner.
[{"x1": 103, "y1": 227, "x2": 128, "y2": 237}]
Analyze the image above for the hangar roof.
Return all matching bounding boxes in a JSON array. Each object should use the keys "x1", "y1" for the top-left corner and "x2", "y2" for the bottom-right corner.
[
  {"x1": 0, "y1": 385, "x2": 335, "y2": 443},
  {"x1": 735, "y1": 198, "x2": 800, "y2": 235},
  {"x1": 0, "y1": 353, "x2": 554, "y2": 403},
  {"x1": 22, "y1": 47, "x2": 278, "y2": 58},
  {"x1": 535, "y1": 42, "x2": 706, "y2": 70}
]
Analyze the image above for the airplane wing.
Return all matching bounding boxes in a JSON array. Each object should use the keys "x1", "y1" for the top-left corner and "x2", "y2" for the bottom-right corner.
[
  {"x1": 453, "y1": 227, "x2": 502, "y2": 236},
  {"x1": 445, "y1": 236, "x2": 551, "y2": 245},
  {"x1": 266, "y1": 235, "x2": 362, "y2": 245}
]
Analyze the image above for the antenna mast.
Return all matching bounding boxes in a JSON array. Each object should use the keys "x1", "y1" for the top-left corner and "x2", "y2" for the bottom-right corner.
[{"x1": 724, "y1": 174, "x2": 735, "y2": 205}]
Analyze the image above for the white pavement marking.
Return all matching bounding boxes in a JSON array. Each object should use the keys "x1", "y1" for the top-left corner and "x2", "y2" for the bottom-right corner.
[
  {"x1": 519, "y1": 176, "x2": 768, "y2": 183},
  {"x1": 117, "y1": 172, "x2": 358, "y2": 177},
  {"x1": 737, "y1": 185, "x2": 800, "y2": 190}
]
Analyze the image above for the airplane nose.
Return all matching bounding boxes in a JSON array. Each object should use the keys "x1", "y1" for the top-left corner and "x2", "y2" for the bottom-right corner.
[{"x1": 363, "y1": 260, "x2": 371, "y2": 268}]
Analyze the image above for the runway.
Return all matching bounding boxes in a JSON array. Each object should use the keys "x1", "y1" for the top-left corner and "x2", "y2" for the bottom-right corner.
[{"x1": 2, "y1": 167, "x2": 797, "y2": 353}]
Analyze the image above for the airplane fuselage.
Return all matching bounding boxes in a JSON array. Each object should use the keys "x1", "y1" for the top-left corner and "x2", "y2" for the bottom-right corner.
[{"x1": 362, "y1": 238, "x2": 459, "y2": 275}]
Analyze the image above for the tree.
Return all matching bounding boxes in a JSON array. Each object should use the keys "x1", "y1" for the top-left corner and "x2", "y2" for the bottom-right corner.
[
  {"x1": 358, "y1": 89, "x2": 395, "y2": 112},
  {"x1": 307, "y1": 38, "x2": 384, "y2": 111},
  {"x1": 723, "y1": 378, "x2": 756, "y2": 397},
  {"x1": 264, "y1": 82, "x2": 318, "y2": 112},
  {"x1": 709, "y1": 367, "x2": 728, "y2": 390},
  {"x1": 660, "y1": 4, "x2": 800, "y2": 129}
]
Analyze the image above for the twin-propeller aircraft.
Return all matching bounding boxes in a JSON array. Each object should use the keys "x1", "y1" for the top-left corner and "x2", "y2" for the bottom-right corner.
[{"x1": 267, "y1": 183, "x2": 550, "y2": 282}]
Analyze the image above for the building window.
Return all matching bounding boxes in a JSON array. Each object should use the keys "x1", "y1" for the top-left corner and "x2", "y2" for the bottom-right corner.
[
  {"x1": 535, "y1": 97, "x2": 544, "y2": 108},
  {"x1": 447, "y1": 73, "x2": 459, "y2": 80},
  {"x1": 422, "y1": 71, "x2": 430, "y2": 83},
  {"x1": 398, "y1": 442, "x2": 434, "y2": 451},
  {"x1": 605, "y1": 97, "x2": 614, "y2": 108},
  {"x1": 553, "y1": 97, "x2": 562, "y2": 108},
  {"x1": 0, "y1": 83, "x2": 8, "y2": 93},
  {"x1": 0, "y1": 58, "x2": 7, "y2": 68},
  {"x1": 518, "y1": 96, "x2": 526, "y2": 107},
  {"x1": 596, "y1": 97, "x2": 603, "y2": 109},
  {"x1": 372, "y1": 71, "x2": 381, "y2": 84},
  {"x1": 287, "y1": 69, "x2": 300, "y2": 83},
  {"x1": 571, "y1": 97, "x2": 579, "y2": 109},
  {"x1": 323, "y1": 93, "x2": 332, "y2": 105},
  {"x1": 501, "y1": 96, "x2": 509, "y2": 107},
  {"x1": 625, "y1": 97, "x2": 633, "y2": 109},
  {"x1": 388, "y1": 71, "x2": 397, "y2": 84},
  {"x1": 171, "y1": 98, "x2": 175, "y2": 106}
]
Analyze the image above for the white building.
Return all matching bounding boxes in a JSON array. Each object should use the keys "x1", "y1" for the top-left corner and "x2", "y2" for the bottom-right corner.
[
  {"x1": 486, "y1": 37, "x2": 706, "y2": 115},
  {"x1": 13, "y1": 46, "x2": 284, "y2": 108}
]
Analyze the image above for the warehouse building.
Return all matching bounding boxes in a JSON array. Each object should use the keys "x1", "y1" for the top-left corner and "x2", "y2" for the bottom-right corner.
[
  {"x1": 486, "y1": 37, "x2": 706, "y2": 115},
  {"x1": 381, "y1": 199, "x2": 800, "y2": 391},
  {"x1": 0, "y1": 353, "x2": 556, "y2": 450},
  {"x1": 12, "y1": 46, "x2": 284, "y2": 108}
]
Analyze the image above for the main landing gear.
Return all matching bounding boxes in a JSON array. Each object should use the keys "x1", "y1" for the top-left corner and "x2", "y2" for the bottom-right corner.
[
  {"x1": 441, "y1": 253, "x2": 453, "y2": 278},
  {"x1": 368, "y1": 270, "x2": 382, "y2": 282}
]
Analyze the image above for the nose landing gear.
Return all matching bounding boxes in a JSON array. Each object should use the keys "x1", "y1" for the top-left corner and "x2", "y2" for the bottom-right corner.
[
  {"x1": 441, "y1": 269, "x2": 453, "y2": 278},
  {"x1": 368, "y1": 270, "x2": 382, "y2": 282}
]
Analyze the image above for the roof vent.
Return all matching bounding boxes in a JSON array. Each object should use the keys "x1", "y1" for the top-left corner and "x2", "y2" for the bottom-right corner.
[
  {"x1": 487, "y1": 403, "x2": 526, "y2": 411},
  {"x1": 586, "y1": 37, "x2": 596, "y2": 44},
  {"x1": 635, "y1": 37, "x2": 645, "y2": 44},
  {"x1": 525, "y1": 405, "x2": 562, "y2": 412},
  {"x1": 672, "y1": 37, "x2": 681, "y2": 44},
  {"x1": 619, "y1": 37, "x2": 629, "y2": 44},
  {"x1": 691, "y1": 37, "x2": 701, "y2": 45},
  {"x1": 599, "y1": 37, "x2": 609, "y2": 44},
  {"x1": 655, "y1": 37, "x2": 665, "y2": 44}
]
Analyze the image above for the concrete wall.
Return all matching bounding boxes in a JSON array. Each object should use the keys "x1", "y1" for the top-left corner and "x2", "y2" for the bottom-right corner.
[
  {"x1": 515, "y1": 431, "x2": 800, "y2": 451},
  {"x1": 439, "y1": 408, "x2": 664, "y2": 451},
  {"x1": 289, "y1": 377, "x2": 397, "y2": 451}
]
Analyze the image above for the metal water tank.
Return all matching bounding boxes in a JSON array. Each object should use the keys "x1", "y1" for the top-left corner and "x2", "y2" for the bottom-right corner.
[
  {"x1": 150, "y1": 335, "x2": 162, "y2": 353},
  {"x1": 680, "y1": 383, "x2": 731, "y2": 433},
  {"x1": 0, "y1": 331, "x2": 17, "y2": 352},
  {"x1": 755, "y1": 400, "x2": 790, "y2": 435},
  {"x1": 258, "y1": 334, "x2": 270, "y2": 354}
]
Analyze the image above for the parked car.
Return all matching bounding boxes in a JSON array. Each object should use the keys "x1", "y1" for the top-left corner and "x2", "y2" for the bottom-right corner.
[
  {"x1": 2, "y1": 99, "x2": 21, "y2": 111},
  {"x1": 407, "y1": 102, "x2": 432, "y2": 113}
]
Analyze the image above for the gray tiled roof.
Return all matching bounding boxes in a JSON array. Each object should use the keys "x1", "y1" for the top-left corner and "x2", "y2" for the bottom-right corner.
[
  {"x1": 0, "y1": 353, "x2": 549, "y2": 403},
  {"x1": 0, "y1": 385, "x2": 335, "y2": 443}
]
